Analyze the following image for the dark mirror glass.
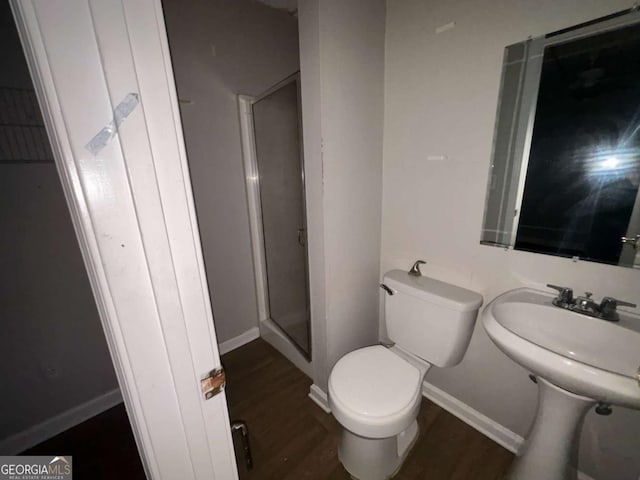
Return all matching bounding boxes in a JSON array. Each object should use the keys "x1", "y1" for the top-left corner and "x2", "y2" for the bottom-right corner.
[
  {"x1": 481, "y1": 11, "x2": 640, "y2": 268},
  {"x1": 516, "y1": 23, "x2": 640, "y2": 265}
]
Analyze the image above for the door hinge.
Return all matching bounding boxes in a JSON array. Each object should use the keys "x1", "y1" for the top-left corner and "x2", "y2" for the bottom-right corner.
[{"x1": 201, "y1": 367, "x2": 226, "y2": 400}]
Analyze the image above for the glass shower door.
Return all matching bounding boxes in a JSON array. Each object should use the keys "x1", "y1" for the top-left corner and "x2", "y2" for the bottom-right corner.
[{"x1": 252, "y1": 76, "x2": 311, "y2": 358}]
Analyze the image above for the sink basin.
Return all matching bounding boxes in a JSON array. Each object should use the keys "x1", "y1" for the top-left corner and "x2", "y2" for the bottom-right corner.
[
  {"x1": 483, "y1": 288, "x2": 640, "y2": 409},
  {"x1": 483, "y1": 288, "x2": 640, "y2": 480}
]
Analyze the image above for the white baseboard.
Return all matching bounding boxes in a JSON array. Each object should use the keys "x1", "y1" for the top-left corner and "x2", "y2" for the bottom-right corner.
[
  {"x1": 0, "y1": 388, "x2": 123, "y2": 455},
  {"x1": 421, "y1": 380, "x2": 523, "y2": 454},
  {"x1": 308, "y1": 384, "x2": 331, "y2": 413},
  {"x1": 422, "y1": 380, "x2": 596, "y2": 480},
  {"x1": 218, "y1": 326, "x2": 260, "y2": 355}
]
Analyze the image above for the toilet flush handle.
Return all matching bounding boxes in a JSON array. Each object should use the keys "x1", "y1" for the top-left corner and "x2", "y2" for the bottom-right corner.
[
  {"x1": 408, "y1": 260, "x2": 426, "y2": 277},
  {"x1": 380, "y1": 283, "x2": 395, "y2": 296}
]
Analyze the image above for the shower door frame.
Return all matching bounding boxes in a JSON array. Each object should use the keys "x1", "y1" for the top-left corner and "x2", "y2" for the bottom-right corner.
[{"x1": 238, "y1": 73, "x2": 313, "y2": 371}]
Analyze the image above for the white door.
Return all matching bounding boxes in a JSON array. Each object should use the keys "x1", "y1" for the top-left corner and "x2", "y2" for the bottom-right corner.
[{"x1": 11, "y1": 1, "x2": 239, "y2": 479}]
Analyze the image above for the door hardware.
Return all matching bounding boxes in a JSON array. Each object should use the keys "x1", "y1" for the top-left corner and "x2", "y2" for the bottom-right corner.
[{"x1": 201, "y1": 367, "x2": 225, "y2": 400}]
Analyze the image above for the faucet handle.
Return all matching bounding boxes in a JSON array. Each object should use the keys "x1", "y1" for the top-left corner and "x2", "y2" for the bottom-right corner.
[
  {"x1": 599, "y1": 297, "x2": 637, "y2": 322},
  {"x1": 546, "y1": 284, "x2": 573, "y2": 304},
  {"x1": 616, "y1": 299, "x2": 636, "y2": 309},
  {"x1": 601, "y1": 296, "x2": 637, "y2": 309}
]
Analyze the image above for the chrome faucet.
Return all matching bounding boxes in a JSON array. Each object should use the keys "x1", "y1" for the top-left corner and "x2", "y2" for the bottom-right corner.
[
  {"x1": 547, "y1": 284, "x2": 637, "y2": 322},
  {"x1": 573, "y1": 292, "x2": 599, "y2": 315}
]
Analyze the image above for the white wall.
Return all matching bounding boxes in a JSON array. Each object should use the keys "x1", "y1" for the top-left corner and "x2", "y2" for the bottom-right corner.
[
  {"x1": 382, "y1": 1, "x2": 640, "y2": 479},
  {"x1": 0, "y1": 3, "x2": 119, "y2": 448},
  {"x1": 299, "y1": 0, "x2": 386, "y2": 391},
  {"x1": 162, "y1": 0, "x2": 300, "y2": 343}
]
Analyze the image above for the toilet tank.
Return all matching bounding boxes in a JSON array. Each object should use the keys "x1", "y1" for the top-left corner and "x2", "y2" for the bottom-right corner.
[{"x1": 383, "y1": 270, "x2": 483, "y2": 367}]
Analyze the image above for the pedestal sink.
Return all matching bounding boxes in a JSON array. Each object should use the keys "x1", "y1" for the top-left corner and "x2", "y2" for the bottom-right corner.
[{"x1": 482, "y1": 288, "x2": 640, "y2": 480}]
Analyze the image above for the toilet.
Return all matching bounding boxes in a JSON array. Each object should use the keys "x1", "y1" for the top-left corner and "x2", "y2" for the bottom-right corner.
[{"x1": 328, "y1": 269, "x2": 483, "y2": 480}]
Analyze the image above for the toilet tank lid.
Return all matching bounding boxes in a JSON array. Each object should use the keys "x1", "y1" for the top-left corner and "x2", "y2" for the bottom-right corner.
[{"x1": 384, "y1": 269, "x2": 483, "y2": 312}]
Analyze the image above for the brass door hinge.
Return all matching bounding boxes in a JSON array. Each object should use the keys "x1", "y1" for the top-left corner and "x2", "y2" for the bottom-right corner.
[{"x1": 201, "y1": 367, "x2": 226, "y2": 400}]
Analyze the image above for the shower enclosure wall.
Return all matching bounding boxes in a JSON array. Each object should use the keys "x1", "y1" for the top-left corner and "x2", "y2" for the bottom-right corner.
[{"x1": 239, "y1": 74, "x2": 312, "y2": 374}]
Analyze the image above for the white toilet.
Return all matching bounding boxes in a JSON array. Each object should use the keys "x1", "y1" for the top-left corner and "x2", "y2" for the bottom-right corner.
[{"x1": 328, "y1": 269, "x2": 483, "y2": 480}]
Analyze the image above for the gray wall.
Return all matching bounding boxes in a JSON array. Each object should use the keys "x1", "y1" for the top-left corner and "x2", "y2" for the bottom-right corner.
[
  {"x1": 0, "y1": 164, "x2": 119, "y2": 443},
  {"x1": 381, "y1": 1, "x2": 640, "y2": 479},
  {"x1": 0, "y1": 3, "x2": 118, "y2": 446},
  {"x1": 162, "y1": 0, "x2": 300, "y2": 344}
]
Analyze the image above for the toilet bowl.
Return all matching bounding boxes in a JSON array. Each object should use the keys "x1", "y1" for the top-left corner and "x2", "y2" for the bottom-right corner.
[
  {"x1": 329, "y1": 345, "x2": 429, "y2": 480},
  {"x1": 328, "y1": 269, "x2": 483, "y2": 480}
]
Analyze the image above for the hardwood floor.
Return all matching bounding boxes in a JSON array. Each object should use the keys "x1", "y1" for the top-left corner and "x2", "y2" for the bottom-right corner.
[
  {"x1": 22, "y1": 403, "x2": 146, "y2": 480},
  {"x1": 21, "y1": 338, "x2": 513, "y2": 479},
  {"x1": 223, "y1": 338, "x2": 514, "y2": 480}
]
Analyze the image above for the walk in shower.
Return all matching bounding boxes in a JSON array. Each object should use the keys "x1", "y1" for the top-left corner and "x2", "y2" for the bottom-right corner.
[{"x1": 239, "y1": 74, "x2": 311, "y2": 364}]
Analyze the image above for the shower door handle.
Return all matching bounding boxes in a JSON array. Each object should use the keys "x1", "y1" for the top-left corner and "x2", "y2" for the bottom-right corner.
[
  {"x1": 297, "y1": 228, "x2": 306, "y2": 247},
  {"x1": 621, "y1": 234, "x2": 639, "y2": 250}
]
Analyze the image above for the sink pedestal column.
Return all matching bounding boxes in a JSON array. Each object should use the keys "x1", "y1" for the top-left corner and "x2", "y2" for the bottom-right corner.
[{"x1": 508, "y1": 377, "x2": 595, "y2": 480}]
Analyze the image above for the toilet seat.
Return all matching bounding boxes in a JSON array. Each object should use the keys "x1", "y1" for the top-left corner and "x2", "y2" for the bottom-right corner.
[{"x1": 329, "y1": 345, "x2": 423, "y2": 438}]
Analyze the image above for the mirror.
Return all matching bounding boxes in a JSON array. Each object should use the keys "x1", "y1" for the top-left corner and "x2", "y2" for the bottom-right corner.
[{"x1": 481, "y1": 8, "x2": 640, "y2": 268}]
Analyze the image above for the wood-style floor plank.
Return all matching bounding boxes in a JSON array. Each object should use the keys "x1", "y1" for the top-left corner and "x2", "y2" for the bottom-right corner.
[
  {"x1": 223, "y1": 338, "x2": 514, "y2": 480},
  {"x1": 20, "y1": 337, "x2": 513, "y2": 480},
  {"x1": 21, "y1": 403, "x2": 146, "y2": 480}
]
